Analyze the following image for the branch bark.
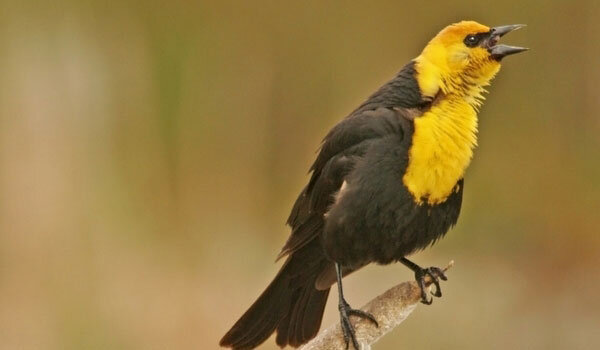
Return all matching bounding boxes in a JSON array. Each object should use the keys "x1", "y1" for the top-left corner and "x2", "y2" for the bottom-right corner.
[{"x1": 299, "y1": 261, "x2": 454, "y2": 350}]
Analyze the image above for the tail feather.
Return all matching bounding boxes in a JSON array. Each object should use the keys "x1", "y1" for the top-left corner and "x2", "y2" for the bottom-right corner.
[
  {"x1": 290, "y1": 286, "x2": 311, "y2": 344},
  {"x1": 282, "y1": 282, "x2": 313, "y2": 347},
  {"x1": 300, "y1": 287, "x2": 330, "y2": 339},
  {"x1": 281, "y1": 286, "x2": 329, "y2": 347},
  {"x1": 220, "y1": 274, "x2": 290, "y2": 349},
  {"x1": 274, "y1": 296, "x2": 294, "y2": 347},
  {"x1": 220, "y1": 240, "x2": 331, "y2": 349}
]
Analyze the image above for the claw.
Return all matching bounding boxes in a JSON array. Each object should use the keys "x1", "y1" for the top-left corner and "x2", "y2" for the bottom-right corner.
[
  {"x1": 401, "y1": 258, "x2": 448, "y2": 305},
  {"x1": 428, "y1": 266, "x2": 447, "y2": 281},
  {"x1": 415, "y1": 271, "x2": 433, "y2": 304},
  {"x1": 426, "y1": 266, "x2": 447, "y2": 297},
  {"x1": 416, "y1": 266, "x2": 448, "y2": 303},
  {"x1": 338, "y1": 300, "x2": 378, "y2": 349}
]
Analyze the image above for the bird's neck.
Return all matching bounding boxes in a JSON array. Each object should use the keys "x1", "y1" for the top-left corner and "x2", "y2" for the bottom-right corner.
[
  {"x1": 414, "y1": 55, "x2": 498, "y2": 104},
  {"x1": 402, "y1": 58, "x2": 489, "y2": 205}
]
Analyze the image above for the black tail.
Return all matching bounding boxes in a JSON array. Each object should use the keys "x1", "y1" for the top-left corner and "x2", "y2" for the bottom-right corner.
[{"x1": 220, "y1": 240, "x2": 331, "y2": 349}]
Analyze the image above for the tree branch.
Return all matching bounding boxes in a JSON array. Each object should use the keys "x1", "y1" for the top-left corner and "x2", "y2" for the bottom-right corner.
[{"x1": 299, "y1": 261, "x2": 454, "y2": 350}]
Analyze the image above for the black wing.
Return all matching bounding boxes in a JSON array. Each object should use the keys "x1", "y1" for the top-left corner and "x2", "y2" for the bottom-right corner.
[
  {"x1": 279, "y1": 109, "x2": 415, "y2": 259},
  {"x1": 278, "y1": 61, "x2": 425, "y2": 260}
]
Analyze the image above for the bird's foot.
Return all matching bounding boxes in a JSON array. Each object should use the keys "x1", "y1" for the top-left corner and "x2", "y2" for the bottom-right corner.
[
  {"x1": 414, "y1": 266, "x2": 447, "y2": 305},
  {"x1": 338, "y1": 299, "x2": 378, "y2": 350}
]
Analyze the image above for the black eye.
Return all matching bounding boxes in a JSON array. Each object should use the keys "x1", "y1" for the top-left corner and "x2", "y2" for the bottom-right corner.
[{"x1": 464, "y1": 34, "x2": 480, "y2": 47}]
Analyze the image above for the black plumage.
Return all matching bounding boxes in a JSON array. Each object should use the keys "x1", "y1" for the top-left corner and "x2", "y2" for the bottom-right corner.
[
  {"x1": 221, "y1": 18, "x2": 528, "y2": 348},
  {"x1": 220, "y1": 61, "x2": 463, "y2": 349}
]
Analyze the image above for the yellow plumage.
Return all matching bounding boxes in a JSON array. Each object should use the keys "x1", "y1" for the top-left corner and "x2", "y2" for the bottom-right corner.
[
  {"x1": 403, "y1": 21, "x2": 502, "y2": 205},
  {"x1": 403, "y1": 97, "x2": 479, "y2": 204}
]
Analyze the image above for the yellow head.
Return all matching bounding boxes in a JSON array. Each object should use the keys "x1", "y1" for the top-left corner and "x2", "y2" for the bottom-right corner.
[{"x1": 415, "y1": 21, "x2": 527, "y2": 98}]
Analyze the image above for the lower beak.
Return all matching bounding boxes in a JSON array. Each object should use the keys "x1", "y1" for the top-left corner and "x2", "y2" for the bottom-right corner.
[
  {"x1": 488, "y1": 24, "x2": 528, "y2": 60},
  {"x1": 489, "y1": 45, "x2": 529, "y2": 60}
]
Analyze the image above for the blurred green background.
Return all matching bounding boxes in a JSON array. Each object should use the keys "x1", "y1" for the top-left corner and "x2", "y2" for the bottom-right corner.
[{"x1": 1, "y1": 0, "x2": 599, "y2": 349}]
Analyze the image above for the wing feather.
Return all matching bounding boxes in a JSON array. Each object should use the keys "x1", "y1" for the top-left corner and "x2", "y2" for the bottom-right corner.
[{"x1": 279, "y1": 107, "x2": 411, "y2": 259}]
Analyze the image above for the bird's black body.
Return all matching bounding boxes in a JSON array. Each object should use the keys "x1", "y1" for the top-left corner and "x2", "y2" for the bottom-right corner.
[
  {"x1": 221, "y1": 20, "x2": 526, "y2": 350},
  {"x1": 220, "y1": 62, "x2": 462, "y2": 349},
  {"x1": 286, "y1": 62, "x2": 463, "y2": 282}
]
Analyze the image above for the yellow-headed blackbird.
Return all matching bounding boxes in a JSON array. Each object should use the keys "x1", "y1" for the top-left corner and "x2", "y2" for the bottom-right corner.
[{"x1": 220, "y1": 21, "x2": 527, "y2": 350}]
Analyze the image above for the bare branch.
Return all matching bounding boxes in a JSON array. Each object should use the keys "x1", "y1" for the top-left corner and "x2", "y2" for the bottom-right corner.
[{"x1": 299, "y1": 261, "x2": 454, "y2": 350}]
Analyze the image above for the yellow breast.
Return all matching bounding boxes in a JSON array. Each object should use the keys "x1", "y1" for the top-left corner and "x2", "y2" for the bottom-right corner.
[{"x1": 402, "y1": 98, "x2": 478, "y2": 205}]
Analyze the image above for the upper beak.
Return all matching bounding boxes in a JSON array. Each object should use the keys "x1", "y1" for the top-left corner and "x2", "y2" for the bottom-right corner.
[
  {"x1": 491, "y1": 24, "x2": 526, "y2": 37},
  {"x1": 487, "y1": 24, "x2": 528, "y2": 60}
]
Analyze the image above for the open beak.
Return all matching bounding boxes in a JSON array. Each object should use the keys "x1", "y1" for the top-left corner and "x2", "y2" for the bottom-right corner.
[{"x1": 487, "y1": 24, "x2": 528, "y2": 60}]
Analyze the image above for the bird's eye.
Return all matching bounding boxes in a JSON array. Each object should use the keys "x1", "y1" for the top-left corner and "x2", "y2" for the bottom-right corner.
[{"x1": 464, "y1": 34, "x2": 480, "y2": 47}]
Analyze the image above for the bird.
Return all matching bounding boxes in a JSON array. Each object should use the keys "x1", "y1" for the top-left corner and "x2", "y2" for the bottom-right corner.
[{"x1": 220, "y1": 20, "x2": 527, "y2": 350}]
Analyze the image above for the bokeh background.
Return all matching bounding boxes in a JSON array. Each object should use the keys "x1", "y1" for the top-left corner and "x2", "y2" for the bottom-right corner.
[{"x1": 1, "y1": 0, "x2": 599, "y2": 349}]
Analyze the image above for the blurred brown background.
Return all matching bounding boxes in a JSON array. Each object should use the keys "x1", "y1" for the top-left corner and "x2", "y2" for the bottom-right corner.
[{"x1": 0, "y1": 0, "x2": 599, "y2": 349}]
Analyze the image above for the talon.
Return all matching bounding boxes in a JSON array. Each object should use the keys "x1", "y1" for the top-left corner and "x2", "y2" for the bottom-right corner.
[
  {"x1": 424, "y1": 266, "x2": 447, "y2": 297},
  {"x1": 429, "y1": 266, "x2": 448, "y2": 281},
  {"x1": 340, "y1": 314, "x2": 355, "y2": 350},
  {"x1": 415, "y1": 271, "x2": 433, "y2": 304},
  {"x1": 338, "y1": 299, "x2": 378, "y2": 349},
  {"x1": 427, "y1": 271, "x2": 442, "y2": 298},
  {"x1": 401, "y1": 258, "x2": 448, "y2": 305}
]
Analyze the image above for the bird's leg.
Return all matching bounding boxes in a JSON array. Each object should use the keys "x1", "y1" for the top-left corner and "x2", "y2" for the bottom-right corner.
[
  {"x1": 335, "y1": 263, "x2": 378, "y2": 350},
  {"x1": 399, "y1": 257, "x2": 447, "y2": 305}
]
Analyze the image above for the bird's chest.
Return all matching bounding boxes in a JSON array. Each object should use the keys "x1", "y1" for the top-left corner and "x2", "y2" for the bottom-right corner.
[{"x1": 402, "y1": 100, "x2": 478, "y2": 205}]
